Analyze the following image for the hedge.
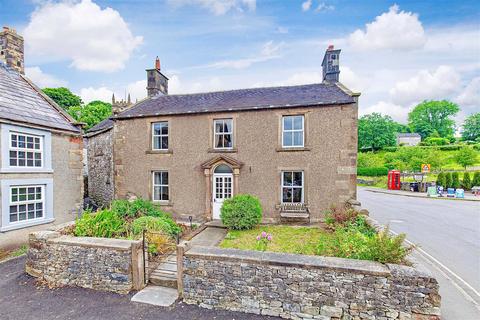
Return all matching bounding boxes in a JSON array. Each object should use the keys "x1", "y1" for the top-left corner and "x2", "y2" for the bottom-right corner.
[
  {"x1": 382, "y1": 146, "x2": 398, "y2": 152},
  {"x1": 357, "y1": 167, "x2": 389, "y2": 176}
]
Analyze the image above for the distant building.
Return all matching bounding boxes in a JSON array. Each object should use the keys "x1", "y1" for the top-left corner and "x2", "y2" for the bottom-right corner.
[{"x1": 397, "y1": 133, "x2": 421, "y2": 146}]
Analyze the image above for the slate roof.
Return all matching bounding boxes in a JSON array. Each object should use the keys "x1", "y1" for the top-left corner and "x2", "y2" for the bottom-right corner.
[
  {"x1": 117, "y1": 82, "x2": 355, "y2": 119},
  {"x1": 0, "y1": 63, "x2": 80, "y2": 133},
  {"x1": 87, "y1": 118, "x2": 114, "y2": 134}
]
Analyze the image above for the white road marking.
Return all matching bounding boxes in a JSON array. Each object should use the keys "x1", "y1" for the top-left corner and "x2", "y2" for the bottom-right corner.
[
  {"x1": 389, "y1": 219, "x2": 404, "y2": 223},
  {"x1": 389, "y1": 229, "x2": 480, "y2": 310}
]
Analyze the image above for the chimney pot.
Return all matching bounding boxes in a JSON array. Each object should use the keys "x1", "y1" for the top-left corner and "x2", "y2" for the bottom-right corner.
[
  {"x1": 328, "y1": 44, "x2": 334, "y2": 51},
  {"x1": 155, "y1": 56, "x2": 160, "y2": 70}
]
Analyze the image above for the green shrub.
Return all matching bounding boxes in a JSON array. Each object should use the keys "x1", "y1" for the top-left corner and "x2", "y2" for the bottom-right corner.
[
  {"x1": 462, "y1": 172, "x2": 471, "y2": 190},
  {"x1": 220, "y1": 194, "x2": 262, "y2": 230},
  {"x1": 445, "y1": 172, "x2": 452, "y2": 188},
  {"x1": 452, "y1": 172, "x2": 460, "y2": 189},
  {"x1": 357, "y1": 167, "x2": 389, "y2": 176},
  {"x1": 437, "y1": 145, "x2": 461, "y2": 151},
  {"x1": 131, "y1": 216, "x2": 181, "y2": 238},
  {"x1": 110, "y1": 199, "x2": 131, "y2": 217},
  {"x1": 74, "y1": 209, "x2": 125, "y2": 238},
  {"x1": 382, "y1": 146, "x2": 398, "y2": 152},
  {"x1": 436, "y1": 172, "x2": 445, "y2": 187},
  {"x1": 111, "y1": 198, "x2": 166, "y2": 218},
  {"x1": 420, "y1": 137, "x2": 449, "y2": 146},
  {"x1": 473, "y1": 144, "x2": 480, "y2": 151},
  {"x1": 316, "y1": 227, "x2": 412, "y2": 264},
  {"x1": 324, "y1": 205, "x2": 358, "y2": 227},
  {"x1": 473, "y1": 172, "x2": 480, "y2": 187}
]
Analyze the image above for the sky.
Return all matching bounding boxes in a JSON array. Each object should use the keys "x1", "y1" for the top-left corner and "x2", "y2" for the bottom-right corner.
[{"x1": 1, "y1": 0, "x2": 479, "y2": 125}]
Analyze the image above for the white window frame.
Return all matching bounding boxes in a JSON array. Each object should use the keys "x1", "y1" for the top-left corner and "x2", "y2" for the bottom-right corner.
[
  {"x1": 151, "y1": 122, "x2": 169, "y2": 151},
  {"x1": 213, "y1": 119, "x2": 234, "y2": 150},
  {"x1": 9, "y1": 131, "x2": 43, "y2": 168},
  {"x1": 152, "y1": 171, "x2": 169, "y2": 202},
  {"x1": 1, "y1": 178, "x2": 54, "y2": 232},
  {"x1": 281, "y1": 171, "x2": 304, "y2": 204},
  {"x1": 1, "y1": 124, "x2": 52, "y2": 173},
  {"x1": 282, "y1": 115, "x2": 305, "y2": 148}
]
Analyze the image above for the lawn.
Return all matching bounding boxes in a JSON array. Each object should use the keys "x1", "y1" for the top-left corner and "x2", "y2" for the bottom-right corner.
[{"x1": 219, "y1": 225, "x2": 323, "y2": 255}]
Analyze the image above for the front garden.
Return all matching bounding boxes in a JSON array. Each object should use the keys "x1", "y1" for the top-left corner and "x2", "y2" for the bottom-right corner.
[
  {"x1": 218, "y1": 194, "x2": 413, "y2": 265},
  {"x1": 69, "y1": 198, "x2": 182, "y2": 255}
]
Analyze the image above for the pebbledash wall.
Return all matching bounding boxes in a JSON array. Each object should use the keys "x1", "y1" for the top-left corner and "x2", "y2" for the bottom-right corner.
[
  {"x1": 181, "y1": 246, "x2": 441, "y2": 320},
  {"x1": 26, "y1": 231, "x2": 145, "y2": 294}
]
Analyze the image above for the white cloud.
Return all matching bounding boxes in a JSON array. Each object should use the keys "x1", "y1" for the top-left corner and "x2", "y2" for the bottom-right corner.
[
  {"x1": 79, "y1": 86, "x2": 114, "y2": 104},
  {"x1": 302, "y1": 0, "x2": 312, "y2": 11},
  {"x1": 168, "y1": 0, "x2": 256, "y2": 15},
  {"x1": 390, "y1": 65, "x2": 460, "y2": 105},
  {"x1": 126, "y1": 80, "x2": 147, "y2": 102},
  {"x1": 455, "y1": 77, "x2": 480, "y2": 107},
  {"x1": 361, "y1": 101, "x2": 410, "y2": 123},
  {"x1": 315, "y1": 2, "x2": 334, "y2": 13},
  {"x1": 204, "y1": 40, "x2": 284, "y2": 69},
  {"x1": 276, "y1": 26, "x2": 289, "y2": 34},
  {"x1": 24, "y1": 0, "x2": 143, "y2": 72},
  {"x1": 348, "y1": 5, "x2": 426, "y2": 51},
  {"x1": 79, "y1": 79, "x2": 148, "y2": 104},
  {"x1": 25, "y1": 66, "x2": 67, "y2": 88}
]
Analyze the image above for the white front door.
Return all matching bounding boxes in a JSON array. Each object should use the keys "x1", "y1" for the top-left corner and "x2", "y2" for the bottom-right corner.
[{"x1": 212, "y1": 173, "x2": 233, "y2": 220}]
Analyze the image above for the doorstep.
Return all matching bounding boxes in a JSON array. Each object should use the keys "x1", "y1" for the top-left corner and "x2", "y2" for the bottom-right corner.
[{"x1": 131, "y1": 285, "x2": 179, "y2": 307}]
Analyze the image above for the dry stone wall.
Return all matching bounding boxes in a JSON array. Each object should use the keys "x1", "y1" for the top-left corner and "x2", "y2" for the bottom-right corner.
[
  {"x1": 26, "y1": 231, "x2": 144, "y2": 294},
  {"x1": 87, "y1": 129, "x2": 114, "y2": 207},
  {"x1": 182, "y1": 246, "x2": 441, "y2": 320}
]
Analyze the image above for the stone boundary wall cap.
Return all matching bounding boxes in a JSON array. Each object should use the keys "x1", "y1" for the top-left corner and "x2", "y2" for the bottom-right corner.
[
  {"x1": 47, "y1": 235, "x2": 140, "y2": 251},
  {"x1": 186, "y1": 246, "x2": 391, "y2": 276}
]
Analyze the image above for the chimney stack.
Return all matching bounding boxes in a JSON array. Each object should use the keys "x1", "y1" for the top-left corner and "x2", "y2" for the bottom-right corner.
[
  {"x1": 0, "y1": 26, "x2": 24, "y2": 74},
  {"x1": 146, "y1": 56, "x2": 168, "y2": 97},
  {"x1": 321, "y1": 45, "x2": 340, "y2": 83}
]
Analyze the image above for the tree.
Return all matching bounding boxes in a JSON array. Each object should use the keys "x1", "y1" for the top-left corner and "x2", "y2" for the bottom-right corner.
[
  {"x1": 445, "y1": 172, "x2": 452, "y2": 189},
  {"x1": 462, "y1": 113, "x2": 480, "y2": 141},
  {"x1": 451, "y1": 172, "x2": 460, "y2": 189},
  {"x1": 473, "y1": 172, "x2": 480, "y2": 187},
  {"x1": 358, "y1": 113, "x2": 400, "y2": 151},
  {"x1": 68, "y1": 101, "x2": 112, "y2": 130},
  {"x1": 462, "y1": 172, "x2": 471, "y2": 190},
  {"x1": 436, "y1": 172, "x2": 445, "y2": 188},
  {"x1": 455, "y1": 147, "x2": 478, "y2": 169},
  {"x1": 408, "y1": 100, "x2": 460, "y2": 139},
  {"x1": 43, "y1": 87, "x2": 83, "y2": 111}
]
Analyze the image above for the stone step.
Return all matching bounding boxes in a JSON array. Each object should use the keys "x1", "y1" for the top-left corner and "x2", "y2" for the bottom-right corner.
[
  {"x1": 151, "y1": 269, "x2": 177, "y2": 277},
  {"x1": 149, "y1": 273, "x2": 178, "y2": 288}
]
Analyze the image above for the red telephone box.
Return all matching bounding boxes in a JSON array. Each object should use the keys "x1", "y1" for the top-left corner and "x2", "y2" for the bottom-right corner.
[{"x1": 388, "y1": 170, "x2": 401, "y2": 190}]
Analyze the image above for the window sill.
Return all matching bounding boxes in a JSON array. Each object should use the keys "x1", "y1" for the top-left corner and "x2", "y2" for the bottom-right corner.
[
  {"x1": 207, "y1": 148, "x2": 237, "y2": 153},
  {"x1": 276, "y1": 147, "x2": 311, "y2": 152},
  {"x1": 152, "y1": 200, "x2": 173, "y2": 207},
  {"x1": 0, "y1": 218, "x2": 55, "y2": 232},
  {"x1": 0, "y1": 168, "x2": 54, "y2": 174},
  {"x1": 146, "y1": 149, "x2": 173, "y2": 154}
]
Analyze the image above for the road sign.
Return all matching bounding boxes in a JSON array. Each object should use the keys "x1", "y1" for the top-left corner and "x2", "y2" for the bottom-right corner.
[{"x1": 421, "y1": 164, "x2": 431, "y2": 173}]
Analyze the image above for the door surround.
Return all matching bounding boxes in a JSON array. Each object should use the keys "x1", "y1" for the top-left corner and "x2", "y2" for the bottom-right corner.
[{"x1": 201, "y1": 155, "x2": 243, "y2": 221}]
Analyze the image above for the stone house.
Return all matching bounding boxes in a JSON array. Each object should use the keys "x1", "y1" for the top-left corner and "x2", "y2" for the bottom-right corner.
[
  {"x1": 0, "y1": 29, "x2": 83, "y2": 249},
  {"x1": 397, "y1": 133, "x2": 421, "y2": 146},
  {"x1": 87, "y1": 46, "x2": 359, "y2": 223}
]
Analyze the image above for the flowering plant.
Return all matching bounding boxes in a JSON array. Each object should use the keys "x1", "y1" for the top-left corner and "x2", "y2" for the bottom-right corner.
[{"x1": 255, "y1": 231, "x2": 272, "y2": 251}]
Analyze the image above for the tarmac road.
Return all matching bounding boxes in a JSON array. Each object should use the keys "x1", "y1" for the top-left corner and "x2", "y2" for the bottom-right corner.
[{"x1": 358, "y1": 187, "x2": 480, "y2": 320}]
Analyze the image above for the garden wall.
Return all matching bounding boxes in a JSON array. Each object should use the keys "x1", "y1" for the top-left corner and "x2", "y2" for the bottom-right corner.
[
  {"x1": 182, "y1": 246, "x2": 440, "y2": 320},
  {"x1": 26, "y1": 231, "x2": 145, "y2": 294}
]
